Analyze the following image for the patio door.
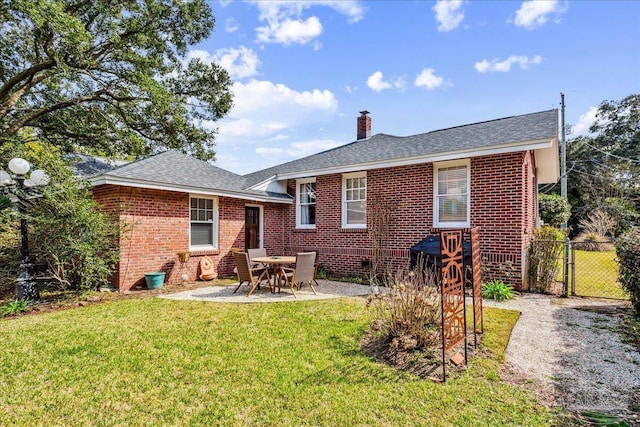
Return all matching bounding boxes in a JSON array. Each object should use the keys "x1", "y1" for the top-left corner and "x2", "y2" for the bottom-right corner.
[{"x1": 245, "y1": 206, "x2": 260, "y2": 249}]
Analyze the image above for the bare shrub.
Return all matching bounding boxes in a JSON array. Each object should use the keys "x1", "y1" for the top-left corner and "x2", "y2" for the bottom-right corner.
[
  {"x1": 579, "y1": 209, "x2": 616, "y2": 238},
  {"x1": 530, "y1": 226, "x2": 567, "y2": 294},
  {"x1": 365, "y1": 268, "x2": 441, "y2": 353}
]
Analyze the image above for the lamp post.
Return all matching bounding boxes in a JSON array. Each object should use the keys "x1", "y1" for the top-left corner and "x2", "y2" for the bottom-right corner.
[{"x1": 0, "y1": 158, "x2": 50, "y2": 303}]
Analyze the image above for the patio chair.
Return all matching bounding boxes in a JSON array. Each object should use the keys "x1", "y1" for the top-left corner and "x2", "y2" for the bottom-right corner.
[
  {"x1": 280, "y1": 252, "x2": 317, "y2": 298},
  {"x1": 232, "y1": 251, "x2": 271, "y2": 296},
  {"x1": 247, "y1": 248, "x2": 268, "y2": 272}
]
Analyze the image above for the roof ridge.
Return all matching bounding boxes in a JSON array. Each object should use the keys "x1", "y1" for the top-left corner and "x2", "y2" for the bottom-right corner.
[{"x1": 424, "y1": 109, "x2": 557, "y2": 136}]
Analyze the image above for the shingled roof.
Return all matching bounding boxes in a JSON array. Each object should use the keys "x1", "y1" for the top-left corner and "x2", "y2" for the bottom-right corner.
[
  {"x1": 243, "y1": 109, "x2": 558, "y2": 186},
  {"x1": 90, "y1": 108, "x2": 559, "y2": 200},
  {"x1": 90, "y1": 150, "x2": 291, "y2": 203}
]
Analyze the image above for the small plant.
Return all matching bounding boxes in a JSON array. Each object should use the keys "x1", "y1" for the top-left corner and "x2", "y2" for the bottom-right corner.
[
  {"x1": 482, "y1": 280, "x2": 518, "y2": 302},
  {"x1": 1, "y1": 299, "x2": 31, "y2": 317}
]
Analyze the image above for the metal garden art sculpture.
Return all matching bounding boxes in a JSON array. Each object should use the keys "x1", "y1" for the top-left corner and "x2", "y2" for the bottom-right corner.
[{"x1": 438, "y1": 227, "x2": 483, "y2": 381}]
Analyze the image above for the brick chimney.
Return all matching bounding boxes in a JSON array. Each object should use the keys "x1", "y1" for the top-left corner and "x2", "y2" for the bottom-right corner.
[{"x1": 357, "y1": 110, "x2": 371, "y2": 140}]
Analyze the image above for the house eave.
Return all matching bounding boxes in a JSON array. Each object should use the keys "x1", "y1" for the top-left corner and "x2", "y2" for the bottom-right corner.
[
  {"x1": 272, "y1": 137, "x2": 556, "y2": 181},
  {"x1": 90, "y1": 176, "x2": 293, "y2": 204}
]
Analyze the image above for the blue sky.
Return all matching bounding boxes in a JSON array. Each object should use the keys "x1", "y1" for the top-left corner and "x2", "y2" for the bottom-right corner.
[{"x1": 190, "y1": 1, "x2": 640, "y2": 174}]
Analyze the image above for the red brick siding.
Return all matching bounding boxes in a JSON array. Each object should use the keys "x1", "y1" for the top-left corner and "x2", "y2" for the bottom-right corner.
[
  {"x1": 93, "y1": 185, "x2": 287, "y2": 291},
  {"x1": 284, "y1": 152, "x2": 535, "y2": 289},
  {"x1": 93, "y1": 150, "x2": 537, "y2": 290}
]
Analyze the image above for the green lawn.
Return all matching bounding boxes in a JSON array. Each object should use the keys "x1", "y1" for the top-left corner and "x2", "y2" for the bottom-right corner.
[
  {"x1": 0, "y1": 297, "x2": 556, "y2": 426},
  {"x1": 573, "y1": 250, "x2": 627, "y2": 299}
]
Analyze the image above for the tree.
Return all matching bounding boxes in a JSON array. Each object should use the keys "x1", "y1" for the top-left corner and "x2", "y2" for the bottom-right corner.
[
  {"x1": 565, "y1": 94, "x2": 640, "y2": 233},
  {"x1": 0, "y1": 0, "x2": 232, "y2": 161}
]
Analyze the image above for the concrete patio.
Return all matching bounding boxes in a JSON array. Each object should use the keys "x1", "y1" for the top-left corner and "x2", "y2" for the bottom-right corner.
[{"x1": 159, "y1": 279, "x2": 371, "y2": 303}]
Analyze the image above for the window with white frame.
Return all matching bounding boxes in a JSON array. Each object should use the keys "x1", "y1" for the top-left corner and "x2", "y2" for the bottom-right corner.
[
  {"x1": 296, "y1": 178, "x2": 316, "y2": 228},
  {"x1": 434, "y1": 160, "x2": 470, "y2": 227},
  {"x1": 190, "y1": 196, "x2": 218, "y2": 248},
  {"x1": 342, "y1": 172, "x2": 366, "y2": 228}
]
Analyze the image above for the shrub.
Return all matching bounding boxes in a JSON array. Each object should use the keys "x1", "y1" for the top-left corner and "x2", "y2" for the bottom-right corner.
[
  {"x1": 615, "y1": 227, "x2": 640, "y2": 314},
  {"x1": 0, "y1": 141, "x2": 122, "y2": 292},
  {"x1": 482, "y1": 280, "x2": 518, "y2": 302},
  {"x1": 366, "y1": 268, "x2": 441, "y2": 353},
  {"x1": 573, "y1": 232, "x2": 612, "y2": 252},
  {"x1": 530, "y1": 226, "x2": 567, "y2": 293},
  {"x1": 578, "y1": 209, "x2": 616, "y2": 239},
  {"x1": 539, "y1": 194, "x2": 571, "y2": 227}
]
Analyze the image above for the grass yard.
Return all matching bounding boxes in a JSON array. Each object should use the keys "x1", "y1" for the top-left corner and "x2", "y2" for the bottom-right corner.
[
  {"x1": 0, "y1": 297, "x2": 556, "y2": 426},
  {"x1": 573, "y1": 250, "x2": 627, "y2": 300}
]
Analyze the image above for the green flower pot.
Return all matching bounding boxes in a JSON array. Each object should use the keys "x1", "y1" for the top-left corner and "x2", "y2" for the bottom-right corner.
[{"x1": 145, "y1": 272, "x2": 165, "y2": 289}]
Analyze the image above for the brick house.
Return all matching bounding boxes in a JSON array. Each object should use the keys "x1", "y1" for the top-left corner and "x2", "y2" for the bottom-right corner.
[{"x1": 90, "y1": 109, "x2": 559, "y2": 291}]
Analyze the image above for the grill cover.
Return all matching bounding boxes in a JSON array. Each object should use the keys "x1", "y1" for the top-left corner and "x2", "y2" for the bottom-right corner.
[{"x1": 410, "y1": 234, "x2": 472, "y2": 270}]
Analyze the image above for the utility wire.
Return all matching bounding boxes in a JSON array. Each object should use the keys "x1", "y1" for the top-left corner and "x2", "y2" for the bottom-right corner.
[{"x1": 575, "y1": 139, "x2": 640, "y2": 163}]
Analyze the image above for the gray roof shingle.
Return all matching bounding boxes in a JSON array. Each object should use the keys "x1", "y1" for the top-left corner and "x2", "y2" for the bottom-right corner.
[
  {"x1": 91, "y1": 109, "x2": 558, "y2": 201},
  {"x1": 94, "y1": 150, "x2": 291, "y2": 201},
  {"x1": 242, "y1": 109, "x2": 558, "y2": 185}
]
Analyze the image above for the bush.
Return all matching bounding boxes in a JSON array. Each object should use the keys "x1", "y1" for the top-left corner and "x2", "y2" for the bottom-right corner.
[
  {"x1": 366, "y1": 269, "x2": 441, "y2": 353},
  {"x1": 539, "y1": 194, "x2": 571, "y2": 227},
  {"x1": 615, "y1": 227, "x2": 640, "y2": 314},
  {"x1": 578, "y1": 209, "x2": 616, "y2": 239},
  {"x1": 530, "y1": 226, "x2": 567, "y2": 293},
  {"x1": 0, "y1": 141, "x2": 122, "y2": 292},
  {"x1": 482, "y1": 280, "x2": 518, "y2": 302},
  {"x1": 573, "y1": 232, "x2": 612, "y2": 252}
]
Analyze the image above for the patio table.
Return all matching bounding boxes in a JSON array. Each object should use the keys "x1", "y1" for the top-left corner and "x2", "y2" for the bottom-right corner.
[{"x1": 251, "y1": 256, "x2": 296, "y2": 292}]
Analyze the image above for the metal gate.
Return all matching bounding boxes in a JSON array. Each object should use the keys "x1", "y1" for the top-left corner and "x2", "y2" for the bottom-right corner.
[{"x1": 530, "y1": 239, "x2": 628, "y2": 300}]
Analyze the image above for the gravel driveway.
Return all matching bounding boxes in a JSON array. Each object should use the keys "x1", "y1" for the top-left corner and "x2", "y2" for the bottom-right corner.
[{"x1": 485, "y1": 294, "x2": 640, "y2": 422}]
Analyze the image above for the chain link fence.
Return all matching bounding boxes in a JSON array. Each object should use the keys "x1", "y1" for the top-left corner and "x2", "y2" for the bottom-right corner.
[{"x1": 529, "y1": 239, "x2": 628, "y2": 300}]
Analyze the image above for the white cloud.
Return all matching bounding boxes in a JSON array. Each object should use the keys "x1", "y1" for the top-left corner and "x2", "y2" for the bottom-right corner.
[
  {"x1": 433, "y1": 0, "x2": 465, "y2": 32},
  {"x1": 187, "y1": 47, "x2": 260, "y2": 80},
  {"x1": 474, "y1": 55, "x2": 542, "y2": 73},
  {"x1": 414, "y1": 68, "x2": 445, "y2": 90},
  {"x1": 253, "y1": 1, "x2": 365, "y2": 46},
  {"x1": 513, "y1": 0, "x2": 568, "y2": 30},
  {"x1": 256, "y1": 139, "x2": 342, "y2": 160},
  {"x1": 256, "y1": 16, "x2": 323, "y2": 45},
  {"x1": 213, "y1": 80, "x2": 339, "y2": 173},
  {"x1": 571, "y1": 106, "x2": 598, "y2": 136},
  {"x1": 225, "y1": 17, "x2": 239, "y2": 33},
  {"x1": 367, "y1": 71, "x2": 405, "y2": 92}
]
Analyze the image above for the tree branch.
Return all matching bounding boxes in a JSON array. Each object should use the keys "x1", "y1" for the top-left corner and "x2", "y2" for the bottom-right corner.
[{"x1": 4, "y1": 90, "x2": 141, "y2": 136}]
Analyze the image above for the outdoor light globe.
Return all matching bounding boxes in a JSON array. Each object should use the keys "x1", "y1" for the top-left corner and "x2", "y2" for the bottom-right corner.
[
  {"x1": 181, "y1": 273, "x2": 189, "y2": 281},
  {"x1": 0, "y1": 170, "x2": 11, "y2": 185},
  {"x1": 30, "y1": 169, "x2": 50, "y2": 186},
  {"x1": 8, "y1": 158, "x2": 30, "y2": 175}
]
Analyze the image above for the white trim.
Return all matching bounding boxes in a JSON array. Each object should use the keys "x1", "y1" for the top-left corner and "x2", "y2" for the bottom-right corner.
[
  {"x1": 433, "y1": 159, "x2": 470, "y2": 228},
  {"x1": 245, "y1": 204, "x2": 264, "y2": 249},
  {"x1": 189, "y1": 195, "x2": 219, "y2": 251},
  {"x1": 90, "y1": 175, "x2": 293, "y2": 204},
  {"x1": 342, "y1": 171, "x2": 367, "y2": 229},
  {"x1": 272, "y1": 138, "x2": 555, "y2": 181},
  {"x1": 296, "y1": 177, "x2": 316, "y2": 229}
]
